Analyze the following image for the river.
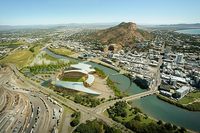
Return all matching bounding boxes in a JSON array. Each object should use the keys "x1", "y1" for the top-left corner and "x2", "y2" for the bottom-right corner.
[
  {"x1": 131, "y1": 95, "x2": 200, "y2": 132},
  {"x1": 44, "y1": 48, "x2": 200, "y2": 132}
]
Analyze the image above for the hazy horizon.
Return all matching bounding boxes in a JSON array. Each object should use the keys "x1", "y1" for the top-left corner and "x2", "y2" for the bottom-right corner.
[{"x1": 1, "y1": 22, "x2": 200, "y2": 27}]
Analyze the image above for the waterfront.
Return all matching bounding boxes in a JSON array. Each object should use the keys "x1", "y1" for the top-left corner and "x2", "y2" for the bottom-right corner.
[
  {"x1": 87, "y1": 62, "x2": 145, "y2": 95},
  {"x1": 44, "y1": 48, "x2": 78, "y2": 62},
  {"x1": 44, "y1": 48, "x2": 145, "y2": 95},
  {"x1": 131, "y1": 95, "x2": 200, "y2": 132},
  {"x1": 44, "y1": 48, "x2": 200, "y2": 132},
  {"x1": 176, "y1": 29, "x2": 200, "y2": 35}
]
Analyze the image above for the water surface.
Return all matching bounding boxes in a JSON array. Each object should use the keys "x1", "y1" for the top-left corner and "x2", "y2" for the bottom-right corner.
[
  {"x1": 131, "y1": 95, "x2": 200, "y2": 132},
  {"x1": 176, "y1": 29, "x2": 200, "y2": 35}
]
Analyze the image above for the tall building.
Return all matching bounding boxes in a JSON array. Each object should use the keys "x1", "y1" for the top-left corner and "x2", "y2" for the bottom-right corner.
[{"x1": 175, "y1": 53, "x2": 184, "y2": 64}]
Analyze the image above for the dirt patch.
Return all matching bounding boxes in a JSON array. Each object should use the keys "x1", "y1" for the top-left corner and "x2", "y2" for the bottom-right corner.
[{"x1": 90, "y1": 74, "x2": 115, "y2": 100}]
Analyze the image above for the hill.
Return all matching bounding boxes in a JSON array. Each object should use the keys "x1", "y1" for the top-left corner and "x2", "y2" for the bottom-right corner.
[{"x1": 82, "y1": 22, "x2": 153, "y2": 47}]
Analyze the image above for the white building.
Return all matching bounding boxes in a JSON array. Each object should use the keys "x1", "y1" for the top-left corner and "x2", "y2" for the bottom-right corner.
[
  {"x1": 175, "y1": 86, "x2": 190, "y2": 99},
  {"x1": 70, "y1": 63, "x2": 95, "y2": 73}
]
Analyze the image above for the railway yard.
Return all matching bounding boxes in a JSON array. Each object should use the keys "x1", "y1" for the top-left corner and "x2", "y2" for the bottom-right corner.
[{"x1": 0, "y1": 66, "x2": 62, "y2": 133}]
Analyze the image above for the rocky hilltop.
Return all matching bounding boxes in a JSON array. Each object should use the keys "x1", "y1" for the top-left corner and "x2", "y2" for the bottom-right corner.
[{"x1": 86, "y1": 22, "x2": 152, "y2": 47}]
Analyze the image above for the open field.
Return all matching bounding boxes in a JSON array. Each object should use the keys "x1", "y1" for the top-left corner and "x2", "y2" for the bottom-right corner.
[
  {"x1": 0, "y1": 40, "x2": 26, "y2": 46},
  {"x1": 42, "y1": 53, "x2": 58, "y2": 61},
  {"x1": 48, "y1": 48, "x2": 74, "y2": 56},
  {"x1": 0, "y1": 45, "x2": 41, "y2": 69},
  {"x1": 0, "y1": 50, "x2": 34, "y2": 68},
  {"x1": 179, "y1": 90, "x2": 200, "y2": 105}
]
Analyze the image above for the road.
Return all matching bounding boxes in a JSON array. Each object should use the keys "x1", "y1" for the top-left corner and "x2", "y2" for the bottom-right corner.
[
  {"x1": 0, "y1": 66, "x2": 62, "y2": 133},
  {"x1": 7, "y1": 63, "x2": 162, "y2": 133}
]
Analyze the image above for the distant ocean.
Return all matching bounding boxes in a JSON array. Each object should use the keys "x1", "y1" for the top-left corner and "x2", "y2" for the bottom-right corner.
[{"x1": 176, "y1": 29, "x2": 200, "y2": 35}]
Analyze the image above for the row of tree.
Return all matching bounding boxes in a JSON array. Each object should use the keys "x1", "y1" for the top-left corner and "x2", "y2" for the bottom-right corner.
[
  {"x1": 74, "y1": 95, "x2": 101, "y2": 107},
  {"x1": 70, "y1": 112, "x2": 81, "y2": 127},
  {"x1": 74, "y1": 119, "x2": 121, "y2": 133}
]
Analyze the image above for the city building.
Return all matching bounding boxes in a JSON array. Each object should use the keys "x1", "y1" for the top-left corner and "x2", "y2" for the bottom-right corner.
[
  {"x1": 175, "y1": 53, "x2": 184, "y2": 64},
  {"x1": 175, "y1": 86, "x2": 190, "y2": 99}
]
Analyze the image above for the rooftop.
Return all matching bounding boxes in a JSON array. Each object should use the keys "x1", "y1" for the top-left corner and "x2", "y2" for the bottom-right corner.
[
  {"x1": 85, "y1": 74, "x2": 95, "y2": 85},
  {"x1": 54, "y1": 80, "x2": 100, "y2": 95},
  {"x1": 70, "y1": 63, "x2": 95, "y2": 73},
  {"x1": 176, "y1": 86, "x2": 190, "y2": 93}
]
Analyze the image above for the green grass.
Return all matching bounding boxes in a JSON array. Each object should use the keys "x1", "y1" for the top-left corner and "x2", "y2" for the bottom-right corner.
[
  {"x1": 0, "y1": 50, "x2": 34, "y2": 68},
  {"x1": 42, "y1": 53, "x2": 58, "y2": 61},
  {"x1": 60, "y1": 77, "x2": 85, "y2": 82},
  {"x1": 48, "y1": 48, "x2": 74, "y2": 56},
  {"x1": 178, "y1": 97, "x2": 194, "y2": 104},
  {"x1": 107, "y1": 102, "x2": 155, "y2": 125},
  {"x1": 106, "y1": 78, "x2": 124, "y2": 98},
  {"x1": 94, "y1": 67, "x2": 107, "y2": 78},
  {"x1": 179, "y1": 91, "x2": 200, "y2": 104},
  {"x1": 103, "y1": 110, "x2": 109, "y2": 117},
  {"x1": 114, "y1": 107, "x2": 135, "y2": 122},
  {"x1": 140, "y1": 114, "x2": 154, "y2": 124},
  {"x1": 63, "y1": 105, "x2": 74, "y2": 114},
  {"x1": 0, "y1": 44, "x2": 42, "y2": 69},
  {"x1": 0, "y1": 40, "x2": 26, "y2": 46},
  {"x1": 186, "y1": 102, "x2": 200, "y2": 111},
  {"x1": 157, "y1": 94, "x2": 200, "y2": 111}
]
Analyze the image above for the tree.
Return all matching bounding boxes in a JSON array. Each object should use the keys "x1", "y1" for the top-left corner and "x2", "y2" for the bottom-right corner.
[
  {"x1": 157, "y1": 120, "x2": 163, "y2": 125},
  {"x1": 74, "y1": 95, "x2": 82, "y2": 103},
  {"x1": 164, "y1": 122, "x2": 173, "y2": 130},
  {"x1": 179, "y1": 127, "x2": 186, "y2": 133},
  {"x1": 70, "y1": 118, "x2": 80, "y2": 127},
  {"x1": 75, "y1": 119, "x2": 103, "y2": 133},
  {"x1": 173, "y1": 125, "x2": 177, "y2": 130},
  {"x1": 134, "y1": 114, "x2": 141, "y2": 121},
  {"x1": 133, "y1": 107, "x2": 142, "y2": 114},
  {"x1": 104, "y1": 125, "x2": 122, "y2": 133}
]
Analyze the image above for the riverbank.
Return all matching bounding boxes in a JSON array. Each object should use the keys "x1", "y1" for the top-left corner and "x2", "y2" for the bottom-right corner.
[
  {"x1": 94, "y1": 67, "x2": 125, "y2": 98},
  {"x1": 131, "y1": 95, "x2": 200, "y2": 132},
  {"x1": 46, "y1": 48, "x2": 79, "y2": 61},
  {"x1": 107, "y1": 101, "x2": 187, "y2": 133},
  {"x1": 90, "y1": 59, "x2": 120, "y2": 72},
  {"x1": 157, "y1": 94, "x2": 200, "y2": 111}
]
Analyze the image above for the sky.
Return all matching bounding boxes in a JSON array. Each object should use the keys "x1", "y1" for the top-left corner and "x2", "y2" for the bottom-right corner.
[{"x1": 0, "y1": 0, "x2": 200, "y2": 25}]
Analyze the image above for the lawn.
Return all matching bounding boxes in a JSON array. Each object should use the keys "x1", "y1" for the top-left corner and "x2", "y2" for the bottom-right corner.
[
  {"x1": 60, "y1": 77, "x2": 85, "y2": 82},
  {"x1": 0, "y1": 40, "x2": 25, "y2": 46},
  {"x1": 0, "y1": 45, "x2": 42, "y2": 69},
  {"x1": 178, "y1": 90, "x2": 200, "y2": 105},
  {"x1": 42, "y1": 53, "x2": 58, "y2": 61},
  {"x1": 114, "y1": 107, "x2": 135, "y2": 122},
  {"x1": 0, "y1": 50, "x2": 34, "y2": 68},
  {"x1": 49, "y1": 48, "x2": 74, "y2": 56},
  {"x1": 106, "y1": 103, "x2": 154, "y2": 124}
]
